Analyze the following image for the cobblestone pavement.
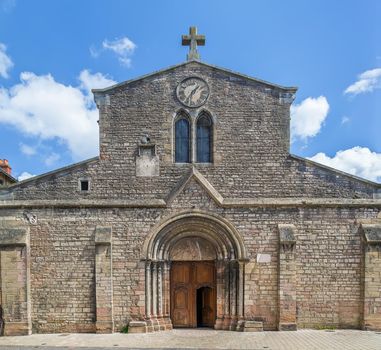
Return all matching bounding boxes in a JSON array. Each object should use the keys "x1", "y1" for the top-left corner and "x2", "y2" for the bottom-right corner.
[{"x1": 0, "y1": 329, "x2": 381, "y2": 350}]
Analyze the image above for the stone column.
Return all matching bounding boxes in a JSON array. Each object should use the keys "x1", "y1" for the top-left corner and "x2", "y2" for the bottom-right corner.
[
  {"x1": 236, "y1": 260, "x2": 246, "y2": 331},
  {"x1": 94, "y1": 226, "x2": 114, "y2": 333},
  {"x1": 163, "y1": 261, "x2": 172, "y2": 329},
  {"x1": 214, "y1": 260, "x2": 225, "y2": 330},
  {"x1": 151, "y1": 261, "x2": 159, "y2": 330},
  {"x1": 0, "y1": 223, "x2": 31, "y2": 336},
  {"x1": 229, "y1": 261, "x2": 238, "y2": 330},
  {"x1": 278, "y1": 224, "x2": 297, "y2": 331},
  {"x1": 157, "y1": 261, "x2": 165, "y2": 330},
  {"x1": 362, "y1": 224, "x2": 381, "y2": 331},
  {"x1": 143, "y1": 260, "x2": 154, "y2": 332},
  {"x1": 222, "y1": 260, "x2": 231, "y2": 330},
  {"x1": 145, "y1": 261, "x2": 152, "y2": 319}
]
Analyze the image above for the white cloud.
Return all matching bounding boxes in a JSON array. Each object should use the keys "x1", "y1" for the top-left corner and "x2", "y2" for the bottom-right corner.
[
  {"x1": 89, "y1": 45, "x2": 100, "y2": 58},
  {"x1": 341, "y1": 116, "x2": 350, "y2": 125},
  {"x1": 102, "y1": 37, "x2": 136, "y2": 67},
  {"x1": 103, "y1": 37, "x2": 136, "y2": 56},
  {"x1": 18, "y1": 171, "x2": 35, "y2": 181},
  {"x1": 344, "y1": 68, "x2": 381, "y2": 95},
  {"x1": 290, "y1": 96, "x2": 329, "y2": 141},
  {"x1": 20, "y1": 143, "x2": 36, "y2": 156},
  {"x1": 118, "y1": 56, "x2": 132, "y2": 67},
  {"x1": 78, "y1": 69, "x2": 116, "y2": 104},
  {"x1": 309, "y1": 146, "x2": 381, "y2": 183},
  {"x1": 0, "y1": 70, "x2": 116, "y2": 160},
  {"x1": 0, "y1": 43, "x2": 13, "y2": 78},
  {"x1": 45, "y1": 152, "x2": 60, "y2": 167}
]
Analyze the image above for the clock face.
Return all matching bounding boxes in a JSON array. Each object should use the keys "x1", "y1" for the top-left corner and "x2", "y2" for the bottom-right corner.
[{"x1": 176, "y1": 77, "x2": 209, "y2": 108}]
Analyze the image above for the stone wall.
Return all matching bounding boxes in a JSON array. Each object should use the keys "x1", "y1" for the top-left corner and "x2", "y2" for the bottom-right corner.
[{"x1": 1, "y1": 186, "x2": 379, "y2": 333}]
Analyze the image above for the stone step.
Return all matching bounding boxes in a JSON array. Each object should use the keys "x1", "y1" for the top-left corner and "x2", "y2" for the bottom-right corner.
[{"x1": 243, "y1": 321, "x2": 263, "y2": 332}]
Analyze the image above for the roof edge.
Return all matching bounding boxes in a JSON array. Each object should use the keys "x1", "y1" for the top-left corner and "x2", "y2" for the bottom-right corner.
[
  {"x1": 290, "y1": 154, "x2": 381, "y2": 188},
  {"x1": 92, "y1": 60, "x2": 298, "y2": 94},
  {"x1": 0, "y1": 168, "x2": 17, "y2": 183},
  {"x1": 2, "y1": 156, "x2": 99, "y2": 190}
]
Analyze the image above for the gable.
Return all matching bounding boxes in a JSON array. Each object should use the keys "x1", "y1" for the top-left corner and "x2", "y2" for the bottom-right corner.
[
  {"x1": 93, "y1": 60, "x2": 297, "y2": 103},
  {"x1": 166, "y1": 167, "x2": 223, "y2": 208}
]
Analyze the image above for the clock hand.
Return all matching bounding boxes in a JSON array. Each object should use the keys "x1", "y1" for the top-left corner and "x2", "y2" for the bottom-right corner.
[{"x1": 187, "y1": 85, "x2": 200, "y2": 103}]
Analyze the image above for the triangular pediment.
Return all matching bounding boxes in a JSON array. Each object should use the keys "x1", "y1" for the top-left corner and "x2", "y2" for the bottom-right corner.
[{"x1": 166, "y1": 167, "x2": 224, "y2": 207}]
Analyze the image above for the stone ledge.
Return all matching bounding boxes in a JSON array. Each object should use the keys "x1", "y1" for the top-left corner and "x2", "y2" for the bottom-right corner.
[
  {"x1": 0, "y1": 227, "x2": 28, "y2": 246},
  {"x1": 1, "y1": 198, "x2": 381, "y2": 209}
]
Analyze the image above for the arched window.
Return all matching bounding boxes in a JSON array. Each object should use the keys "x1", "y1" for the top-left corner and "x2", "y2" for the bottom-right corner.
[
  {"x1": 196, "y1": 114, "x2": 212, "y2": 163},
  {"x1": 175, "y1": 117, "x2": 190, "y2": 163}
]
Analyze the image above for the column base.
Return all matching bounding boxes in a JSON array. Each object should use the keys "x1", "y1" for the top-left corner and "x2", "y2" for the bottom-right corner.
[
  {"x1": 3, "y1": 322, "x2": 31, "y2": 336},
  {"x1": 229, "y1": 316, "x2": 238, "y2": 331},
  {"x1": 363, "y1": 317, "x2": 381, "y2": 331},
  {"x1": 222, "y1": 316, "x2": 231, "y2": 330},
  {"x1": 96, "y1": 321, "x2": 114, "y2": 334},
  {"x1": 130, "y1": 317, "x2": 172, "y2": 333},
  {"x1": 157, "y1": 316, "x2": 166, "y2": 331},
  {"x1": 163, "y1": 317, "x2": 173, "y2": 330},
  {"x1": 236, "y1": 319, "x2": 245, "y2": 332},
  {"x1": 214, "y1": 317, "x2": 224, "y2": 330}
]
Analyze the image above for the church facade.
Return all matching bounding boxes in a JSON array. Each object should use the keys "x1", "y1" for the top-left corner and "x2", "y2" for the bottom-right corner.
[{"x1": 1, "y1": 28, "x2": 381, "y2": 336}]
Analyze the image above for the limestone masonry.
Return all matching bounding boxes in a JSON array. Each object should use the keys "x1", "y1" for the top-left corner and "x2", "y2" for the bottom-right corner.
[{"x1": 0, "y1": 29, "x2": 381, "y2": 335}]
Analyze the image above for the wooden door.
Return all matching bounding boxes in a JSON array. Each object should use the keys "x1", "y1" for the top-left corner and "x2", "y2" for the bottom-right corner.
[
  {"x1": 198, "y1": 287, "x2": 215, "y2": 327},
  {"x1": 171, "y1": 262, "x2": 192, "y2": 327},
  {"x1": 171, "y1": 261, "x2": 216, "y2": 328}
]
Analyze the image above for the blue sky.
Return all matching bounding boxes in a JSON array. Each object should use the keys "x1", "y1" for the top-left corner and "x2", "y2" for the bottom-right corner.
[{"x1": 0, "y1": 0, "x2": 381, "y2": 182}]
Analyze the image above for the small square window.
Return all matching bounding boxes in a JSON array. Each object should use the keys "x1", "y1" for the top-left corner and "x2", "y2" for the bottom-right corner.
[
  {"x1": 0, "y1": 179, "x2": 4, "y2": 186},
  {"x1": 80, "y1": 179, "x2": 89, "y2": 191}
]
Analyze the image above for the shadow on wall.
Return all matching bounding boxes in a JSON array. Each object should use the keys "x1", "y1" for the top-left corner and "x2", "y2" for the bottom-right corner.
[{"x1": 0, "y1": 305, "x2": 4, "y2": 336}]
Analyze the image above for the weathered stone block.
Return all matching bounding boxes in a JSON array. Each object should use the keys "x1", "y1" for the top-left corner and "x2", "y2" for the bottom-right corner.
[
  {"x1": 279, "y1": 322, "x2": 297, "y2": 331},
  {"x1": 362, "y1": 224, "x2": 381, "y2": 244},
  {"x1": 128, "y1": 321, "x2": 147, "y2": 333},
  {"x1": 95, "y1": 226, "x2": 112, "y2": 245}
]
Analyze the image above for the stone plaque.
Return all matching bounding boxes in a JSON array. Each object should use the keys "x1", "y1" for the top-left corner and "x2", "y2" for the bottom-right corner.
[
  {"x1": 256, "y1": 253, "x2": 271, "y2": 263},
  {"x1": 136, "y1": 144, "x2": 159, "y2": 177}
]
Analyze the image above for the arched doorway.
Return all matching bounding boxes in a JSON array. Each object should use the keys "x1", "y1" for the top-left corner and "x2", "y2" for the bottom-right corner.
[{"x1": 143, "y1": 211, "x2": 247, "y2": 331}]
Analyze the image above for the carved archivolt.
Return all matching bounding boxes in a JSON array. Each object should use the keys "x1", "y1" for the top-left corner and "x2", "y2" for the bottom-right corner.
[{"x1": 143, "y1": 210, "x2": 247, "y2": 261}]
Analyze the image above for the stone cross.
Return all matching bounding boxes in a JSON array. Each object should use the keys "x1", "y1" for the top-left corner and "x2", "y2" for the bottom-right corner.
[{"x1": 182, "y1": 26, "x2": 205, "y2": 61}]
